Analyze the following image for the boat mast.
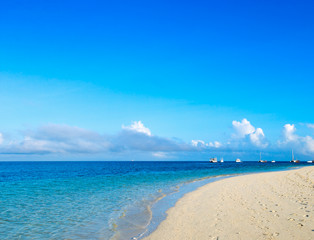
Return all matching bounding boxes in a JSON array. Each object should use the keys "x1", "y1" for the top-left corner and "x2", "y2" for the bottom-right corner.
[
  {"x1": 292, "y1": 149, "x2": 294, "y2": 161},
  {"x1": 260, "y1": 152, "x2": 262, "y2": 161}
]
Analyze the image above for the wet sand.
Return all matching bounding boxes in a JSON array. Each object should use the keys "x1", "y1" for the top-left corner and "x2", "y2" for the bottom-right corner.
[{"x1": 143, "y1": 166, "x2": 314, "y2": 240}]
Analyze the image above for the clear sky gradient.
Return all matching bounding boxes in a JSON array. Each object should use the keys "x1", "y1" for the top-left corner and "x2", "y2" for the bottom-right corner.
[{"x1": 0, "y1": 0, "x2": 313, "y2": 161}]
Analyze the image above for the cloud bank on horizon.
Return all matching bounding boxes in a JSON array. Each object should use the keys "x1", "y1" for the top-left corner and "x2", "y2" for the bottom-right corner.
[
  {"x1": 0, "y1": 119, "x2": 313, "y2": 160},
  {"x1": 0, "y1": 121, "x2": 192, "y2": 158}
]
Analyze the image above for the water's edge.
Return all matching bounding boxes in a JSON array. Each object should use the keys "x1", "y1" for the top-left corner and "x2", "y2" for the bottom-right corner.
[
  {"x1": 139, "y1": 175, "x2": 232, "y2": 240},
  {"x1": 110, "y1": 175, "x2": 234, "y2": 240},
  {"x1": 0, "y1": 161, "x2": 308, "y2": 240},
  {"x1": 130, "y1": 166, "x2": 304, "y2": 240}
]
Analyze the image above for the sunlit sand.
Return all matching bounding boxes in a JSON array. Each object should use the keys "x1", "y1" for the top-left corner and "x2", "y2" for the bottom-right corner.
[{"x1": 144, "y1": 167, "x2": 314, "y2": 240}]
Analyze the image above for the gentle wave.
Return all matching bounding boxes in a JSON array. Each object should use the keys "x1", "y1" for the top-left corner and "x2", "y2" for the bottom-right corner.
[{"x1": 0, "y1": 161, "x2": 307, "y2": 239}]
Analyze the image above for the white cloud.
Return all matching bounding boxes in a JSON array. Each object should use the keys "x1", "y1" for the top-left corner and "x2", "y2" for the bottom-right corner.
[
  {"x1": 0, "y1": 122, "x2": 192, "y2": 155},
  {"x1": 279, "y1": 124, "x2": 314, "y2": 155},
  {"x1": 2, "y1": 120, "x2": 314, "y2": 158},
  {"x1": 22, "y1": 136, "x2": 52, "y2": 153},
  {"x1": 122, "y1": 121, "x2": 151, "y2": 136},
  {"x1": 249, "y1": 128, "x2": 268, "y2": 148},
  {"x1": 282, "y1": 124, "x2": 298, "y2": 142},
  {"x1": 232, "y1": 119, "x2": 268, "y2": 148},
  {"x1": 15, "y1": 125, "x2": 111, "y2": 154},
  {"x1": 120, "y1": 121, "x2": 188, "y2": 152},
  {"x1": 191, "y1": 140, "x2": 222, "y2": 149},
  {"x1": 232, "y1": 118, "x2": 255, "y2": 138},
  {"x1": 191, "y1": 140, "x2": 206, "y2": 147},
  {"x1": 192, "y1": 118, "x2": 267, "y2": 150},
  {"x1": 208, "y1": 141, "x2": 222, "y2": 148}
]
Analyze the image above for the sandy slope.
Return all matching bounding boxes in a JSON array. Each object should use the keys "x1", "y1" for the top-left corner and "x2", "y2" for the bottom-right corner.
[{"x1": 143, "y1": 166, "x2": 314, "y2": 240}]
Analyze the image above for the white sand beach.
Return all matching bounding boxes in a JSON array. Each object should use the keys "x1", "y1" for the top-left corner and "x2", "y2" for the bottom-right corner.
[{"x1": 144, "y1": 166, "x2": 314, "y2": 240}]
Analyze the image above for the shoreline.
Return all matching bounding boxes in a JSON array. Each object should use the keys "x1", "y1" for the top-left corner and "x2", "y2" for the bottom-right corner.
[
  {"x1": 110, "y1": 164, "x2": 310, "y2": 240},
  {"x1": 140, "y1": 175, "x2": 232, "y2": 239},
  {"x1": 143, "y1": 166, "x2": 314, "y2": 240},
  {"x1": 111, "y1": 175, "x2": 234, "y2": 240},
  {"x1": 138, "y1": 166, "x2": 304, "y2": 239}
]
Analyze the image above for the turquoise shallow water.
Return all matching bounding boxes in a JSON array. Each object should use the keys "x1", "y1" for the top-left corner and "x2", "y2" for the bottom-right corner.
[{"x1": 0, "y1": 161, "x2": 308, "y2": 239}]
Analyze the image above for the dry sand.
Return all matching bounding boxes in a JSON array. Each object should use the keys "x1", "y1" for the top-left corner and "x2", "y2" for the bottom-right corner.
[{"x1": 143, "y1": 166, "x2": 314, "y2": 240}]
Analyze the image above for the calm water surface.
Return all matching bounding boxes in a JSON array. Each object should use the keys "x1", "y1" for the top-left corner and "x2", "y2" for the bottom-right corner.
[{"x1": 0, "y1": 161, "x2": 308, "y2": 239}]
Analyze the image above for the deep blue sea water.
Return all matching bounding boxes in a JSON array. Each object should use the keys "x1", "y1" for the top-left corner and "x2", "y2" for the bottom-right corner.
[{"x1": 0, "y1": 161, "x2": 309, "y2": 240}]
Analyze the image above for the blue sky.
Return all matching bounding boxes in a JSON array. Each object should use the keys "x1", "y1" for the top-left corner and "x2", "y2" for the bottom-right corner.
[{"x1": 0, "y1": 0, "x2": 313, "y2": 161}]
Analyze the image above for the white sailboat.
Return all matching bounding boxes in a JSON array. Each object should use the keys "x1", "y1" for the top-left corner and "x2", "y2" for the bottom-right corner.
[
  {"x1": 290, "y1": 150, "x2": 300, "y2": 163},
  {"x1": 258, "y1": 152, "x2": 267, "y2": 163},
  {"x1": 220, "y1": 157, "x2": 224, "y2": 163}
]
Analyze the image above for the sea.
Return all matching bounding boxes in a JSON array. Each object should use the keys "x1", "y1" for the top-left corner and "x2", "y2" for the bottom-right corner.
[{"x1": 0, "y1": 161, "x2": 309, "y2": 240}]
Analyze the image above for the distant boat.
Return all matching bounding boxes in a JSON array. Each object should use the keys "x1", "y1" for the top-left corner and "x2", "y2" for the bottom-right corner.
[
  {"x1": 258, "y1": 152, "x2": 267, "y2": 163},
  {"x1": 271, "y1": 160, "x2": 276, "y2": 163},
  {"x1": 307, "y1": 160, "x2": 314, "y2": 163},
  {"x1": 290, "y1": 150, "x2": 300, "y2": 163},
  {"x1": 220, "y1": 157, "x2": 224, "y2": 163},
  {"x1": 235, "y1": 158, "x2": 242, "y2": 163},
  {"x1": 209, "y1": 157, "x2": 217, "y2": 163}
]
